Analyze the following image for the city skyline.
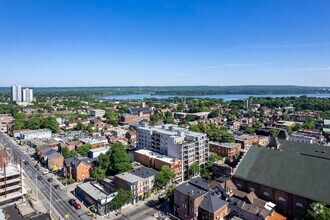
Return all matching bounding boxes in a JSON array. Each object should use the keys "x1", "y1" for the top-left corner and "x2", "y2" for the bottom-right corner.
[{"x1": 0, "y1": 0, "x2": 329, "y2": 87}]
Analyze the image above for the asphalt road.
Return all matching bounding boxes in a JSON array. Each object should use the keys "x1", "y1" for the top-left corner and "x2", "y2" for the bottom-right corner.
[{"x1": 0, "y1": 132, "x2": 90, "y2": 220}]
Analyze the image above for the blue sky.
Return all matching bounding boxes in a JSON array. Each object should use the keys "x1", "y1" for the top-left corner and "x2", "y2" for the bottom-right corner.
[{"x1": 0, "y1": 0, "x2": 329, "y2": 87}]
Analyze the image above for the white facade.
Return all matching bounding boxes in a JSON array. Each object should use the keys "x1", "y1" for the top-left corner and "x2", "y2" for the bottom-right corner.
[
  {"x1": 289, "y1": 134, "x2": 315, "y2": 144},
  {"x1": 88, "y1": 146, "x2": 110, "y2": 158},
  {"x1": 11, "y1": 84, "x2": 22, "y2": 102},
  {"x1": 90, "y1": 109, "x2": 105, "y2": 118},
  {"x1": 22, "y1": 88, "x2": 33, "y2": 103},
  {"x1": 19, "y1": 129, "x2": 52, "y2": 140},
  {"x1": 137, "y1": 124, "x2": 208, "y2": 181}
]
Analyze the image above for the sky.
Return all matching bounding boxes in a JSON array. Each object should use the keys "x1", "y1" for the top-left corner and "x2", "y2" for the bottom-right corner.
[{"x1": 0, "y1": 0, "x2": 330, "y2": 87}]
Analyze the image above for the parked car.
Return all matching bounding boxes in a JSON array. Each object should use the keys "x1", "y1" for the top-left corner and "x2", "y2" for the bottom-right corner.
[
  {"x1": 43, "y1": 169, "x2": 49, "y2": 174},
  {"x1": 34, "y1": 164, "x2": 39, "y2": 168},
  {"x1": 24, "y1": 161, "x2": 29, "y2": 165},
  {"x1": 54, "y1": 184, "x2": 60, "y2": 189},
  {"x1": 37, "y1": 176, "x2": 42, "y2": 180},
  {"x1": 47, "y1": 178, "x2": 53, "y2": 182},
  {"x1": 68, "y1": 199, "x2": 81, "y2": 210}
]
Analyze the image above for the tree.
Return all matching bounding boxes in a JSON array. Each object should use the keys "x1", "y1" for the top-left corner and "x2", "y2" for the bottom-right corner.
[
  {"x1": 189, "y1": 163, "x2": 200, "y2": 177},
  {"x1": 245, "y1": 127, "x2": 255, "y2": 134},
  {"x1": 92, "y1": 166, "x2": 106, "y2": 182},
  {"x1": 109, "y1": 189, "x2": 132, "y2": 210},
  {"x1": 109, "y1": 143, "x2": 132, "y2": 175},
  {"x1": 304, "y1": 203, "x2": 330, "y2": 220},
  {"x1": 209, "y1": 109, "x2": 220, "y2": 118},
  {"x1": 61, "y1": 147, "x2": 76, "y2": 158},
  {"x1": 155, "y1": 165, "x2": 176, "y2": 188},
  {"x1": 207, "y1": 129, "x2": 235, "y2": 143},
  {"x1": 14, "y1": 112, "x2": 25, "y2": 121},
  {"x1": 76, "y1": 144, "x2": 92, "y2": 157},
  {"x1": 165, "y1": 184, "x2": 176, "y2": 211},
  {"x1": 13, "y1": 120, "x2": 25, "y2": 130},
  {"x1": 42, "y1": 117, "x2": 59, "y2": 133},
  {"x1": 271, "y1": 128, "x2": 280, "y2": 137}
]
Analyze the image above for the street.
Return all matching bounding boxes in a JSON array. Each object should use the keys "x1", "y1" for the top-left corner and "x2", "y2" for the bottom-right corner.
[{"x1": 0, "y1": 131, "x2": 90, "y2": 220}]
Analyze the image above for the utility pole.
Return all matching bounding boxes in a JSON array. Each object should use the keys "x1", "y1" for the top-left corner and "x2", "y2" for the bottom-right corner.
[
  {"x1": 49, "y1": 179, "x2": 52, "y2": 214},
  {"x1": 35, "y1": 173, "x2": 38, "y2": 203}
]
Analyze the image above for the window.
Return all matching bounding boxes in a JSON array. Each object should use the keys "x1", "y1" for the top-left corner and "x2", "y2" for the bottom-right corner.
[
  {"x1": 262, "y1": 192, "x2": 270, "y2": 201},
  {"x1": 277, "y1": 197, "x2": 286, "y2": 212},
  {"x1": 295, "y1": 203, "x2": 304, "y2": 219}
]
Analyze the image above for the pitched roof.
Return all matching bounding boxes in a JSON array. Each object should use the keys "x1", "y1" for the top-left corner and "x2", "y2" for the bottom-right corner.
[
  {"x1": 64, "y1": 156, "x2": 97, "y2": 168},
  {"x1": 199, "y1": 192, "x2": 228, "y2": 213},
  {"x1": 234, "y1": 140, "x2": 330, "y2": 205},
  {"x1": 128, "y1": 107, "x2": 152, "y2": 115}
]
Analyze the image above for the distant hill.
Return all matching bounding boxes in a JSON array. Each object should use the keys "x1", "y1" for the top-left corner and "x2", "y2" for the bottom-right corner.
[{"x1": 0, "y1": 85, "x2": 329, "y2": 96}]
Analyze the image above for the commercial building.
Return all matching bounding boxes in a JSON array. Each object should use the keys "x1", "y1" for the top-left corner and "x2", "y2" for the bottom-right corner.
[
  {"x1": 137, "y1": 124, "x2": 208, "y2": 181},
  {"x1": 17, "y1": 129, "x2": 52, "y2": 140},
  {"x1": 0, "y1": 114, "x2": 14, "y2": 133},
  {"x1": 90, "y1": 109, "x2": 106, "y2": 118},
  {"x1": 233, "y1": 140, "x2": 330, "y2": 219},
  {"x1": 75, "y1": 181, "x2": 117, "y2": 216},
  {"x1": 114, "y1": 167, "x2": 157, "y2": 203},
  {"x1": 22, "y1": 88, "x2": 33, "y2": 103},
  {"x1": 134, "y1": 149, "x2": 182, "y2": 181},
  {"x1": 11, "y1": 84, "x2": 22, "y2": 102}
]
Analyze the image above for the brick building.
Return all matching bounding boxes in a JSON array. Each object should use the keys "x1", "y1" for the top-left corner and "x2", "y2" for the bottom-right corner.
[
  {"x1": 64, "y1": 156, "x2": 97, "y2": 182},
  {"x1": 233, "y1": 140, "x2": 330, "y2": 219},
  {"x1": 209, "y1": 142, "x2": 241, "y2": 159},
  {"x1": 134, "y1": 149, "x2": 182, "y2": 181}
]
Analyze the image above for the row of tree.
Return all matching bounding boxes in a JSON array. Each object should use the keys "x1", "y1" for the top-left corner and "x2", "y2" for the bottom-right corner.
[{"x1": 13, "y1": 112, "x2": 59, "y2": 133}]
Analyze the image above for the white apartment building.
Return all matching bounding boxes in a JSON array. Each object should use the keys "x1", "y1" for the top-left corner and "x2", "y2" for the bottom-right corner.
[
  {"x1": 90, "y1": 109, "x2": 106, "y2": 118},
  {"x1": 22, "y1": 88, "x2": 33, "y2": 103},
  {"x1": 11, "y1": 84, "x2": 22, "y2": 102},
  {"x1": 18, "y1": 129, "x2": 52, "y2": 140},
  {"x1": 137, "y1": 123, "x2": 209, "y2": 181}
]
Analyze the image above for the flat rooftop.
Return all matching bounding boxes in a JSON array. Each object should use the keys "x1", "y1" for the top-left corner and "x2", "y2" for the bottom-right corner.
[
  {"x1": 209, "y1": 141, "x2": 240, "y2": 149},
  {"x1": 135, "y1": 149, "x2": 179, "y2": 163}
]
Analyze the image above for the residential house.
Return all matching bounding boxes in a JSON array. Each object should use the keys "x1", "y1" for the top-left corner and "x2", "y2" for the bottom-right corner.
[{"x1": 64, "y1": 156, "x2": 97, "y2": 182}]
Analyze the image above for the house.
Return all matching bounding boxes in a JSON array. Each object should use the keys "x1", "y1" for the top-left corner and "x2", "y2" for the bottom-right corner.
[
  {"x1": 79, "y1": 137, "x2": 107, "y2": 148},
  {"x1": 90, "y1": 109, "x2": 106, "y2": 118},
  {"x1": 64, "y1": 156, "x2": 97, "y2": 182},
  {"x1": 233, "y1": 140, "x2": 330, "y2": 219},
  {"x1": 67, "y1": 141, "x2": 83, "y2": 151},
  {"x1": 0, "y1": 114, "x2": 14, "y2": 132},
  {"x1": 46, "y1": 152, "x2": 64, "y2": 171},
  {"x1": 125, "y1": 131, "x2": 136, "y2": 145},
  {"x1": 235, "y1": 135, "x2": 258, "y2": 149}
]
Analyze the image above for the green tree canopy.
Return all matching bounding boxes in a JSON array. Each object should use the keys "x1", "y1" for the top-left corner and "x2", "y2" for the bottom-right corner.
[
  {"x1": 109, "y1": 143, "x2": 132, "y2": 175},
  {"x1": 109, "y1": 189, "x2": 132, "y2": 210},
  {"x1": 304, "y1": 203, "x2": 330, "y2": 220},
  {"x1": 155, "y1": 165, "x2": 176, "y2": 188},
  {"x1": 92, "y1": 166, "x2": 106, "y2": 182},
  {"x1": 76, "y1": 144, "x2": 92, "y2": 157}
]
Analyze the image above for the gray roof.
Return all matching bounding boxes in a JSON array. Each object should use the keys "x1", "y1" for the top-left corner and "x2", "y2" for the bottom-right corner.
[
  {"x1": 129, "y1": 107, "x2": 152, "y2": 115},
  {"x1": 234, "y1": 140, "x2": 330, "y2": 205},
  {"x1": 64, "y1": 156, "x2": 97, "y2": 168},
  {"x1": 129, "y1": 167, "x2": 157, "y2": 179},
  {"x1": 47, "y1": 152, "x2": 63, "y2": 160},
  {"x1": 199, "y1": 192, "x2": 228, "y2": 213},
  {"x1": 175, "y1": 181, "x2": 208, "y2": 199}
]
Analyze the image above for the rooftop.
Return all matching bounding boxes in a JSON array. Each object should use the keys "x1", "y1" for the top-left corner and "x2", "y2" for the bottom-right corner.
[
  {"x1": 234, "y1": 140, "x2": 330, "y2": 205},
  {"x1": 134, "y1": 149, "x2": 179, "y2": 164},
  {"x1": 209, "y1": 141, "x2": 240, "y2": 149},
  {"x1": 129, "y1": 167, "x2": 157, "y2": 179}
]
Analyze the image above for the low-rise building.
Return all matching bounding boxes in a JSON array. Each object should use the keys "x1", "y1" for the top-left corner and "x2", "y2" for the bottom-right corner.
[
  {"x1": 64, "y1": 156, "x2": 97, "y2": 182},
  {"x1": 134, "y1": 149, "x2": 182, "y2": 181},
  {"x1": 0, "y1": 114, "x2": 14, "y2": 132},
  {"x1": 114, "y1": 167, "x2": 157, "y2": 203},
  {"x1": 289, "y1": 134, "x2": 316, "y2": 144},
  {"x1": 17, "y1": 129, "x2": 52, "y2": 140},
  {"x1": 88, "y1": 147, "x2": 110, "y2": 158},
  {"x1": 79, "y1": 137, "x2": 108, "y2": 148},
  {"x1": 90, "y1": 109, "x2": 106, "y2": 118},
  {"x1": 209, "y1": 142, "x2": 241, "y2": 159},
  {"x1": 75, "y1": 181, "x2": 117, "y2": 216}
]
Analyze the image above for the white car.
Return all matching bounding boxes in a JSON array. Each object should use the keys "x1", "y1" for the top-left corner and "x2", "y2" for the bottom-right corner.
[{"x1": 43, "y1": 169, "x2": 49, "y2": 174}]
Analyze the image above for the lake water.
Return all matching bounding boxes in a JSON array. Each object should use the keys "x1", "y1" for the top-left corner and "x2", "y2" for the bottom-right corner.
[{"x1": 102, "y1": 93, "x2": 330, "y2": 101}]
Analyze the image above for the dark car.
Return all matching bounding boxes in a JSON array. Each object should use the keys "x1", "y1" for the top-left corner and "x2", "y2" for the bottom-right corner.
[
  {"x1": 34, "y1": 164, "x2": 39, "y2": 168},
  {"x1": 24, "y1": 161, "x2": 29, "y2": 165},
  {"x1": 54, "y1": 184, "x2": 60, "y2": 189},
  {"x1": 47, "y1": 178, "x2": 53, "y2": 182},
  {"x1": 37, "y1": 176, "x2": 42, "y2": 180},
  {"x1": 68, "y1": 199, "x2": 81, "y2": 210}
]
